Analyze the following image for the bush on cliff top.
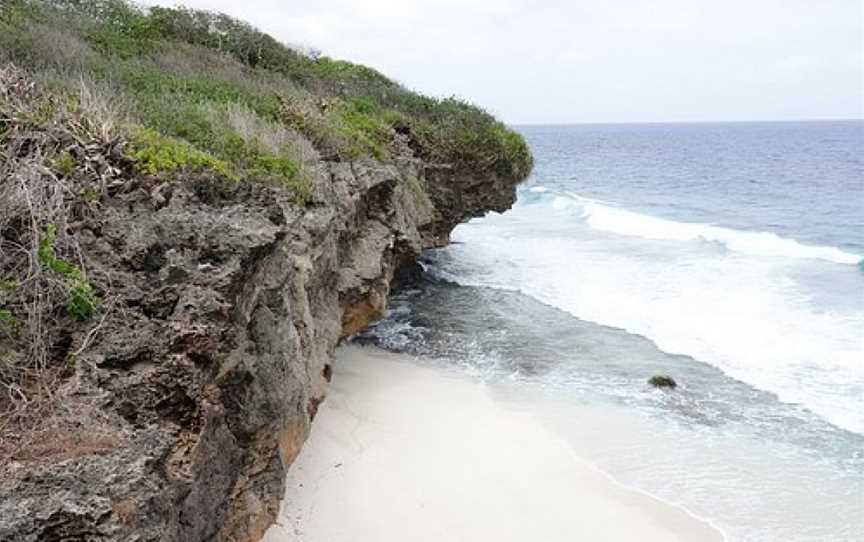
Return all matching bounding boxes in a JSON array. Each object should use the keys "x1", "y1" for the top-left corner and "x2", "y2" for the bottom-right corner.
[{"x1": 0, "y1": 0, "x2": 533, "y2": 180}]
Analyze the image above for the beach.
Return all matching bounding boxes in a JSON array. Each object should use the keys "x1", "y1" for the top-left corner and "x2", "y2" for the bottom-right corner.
[{"x1": 263, "y1": 345, "x2": 723, "y2": 542}]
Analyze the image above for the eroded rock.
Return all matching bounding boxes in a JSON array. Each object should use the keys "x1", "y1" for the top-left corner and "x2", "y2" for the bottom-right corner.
[{"x1": 0, "y1": 153, "x2": 521, "y2": 541}]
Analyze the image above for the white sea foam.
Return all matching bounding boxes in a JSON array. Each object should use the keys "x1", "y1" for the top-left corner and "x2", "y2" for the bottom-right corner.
[
  {"x1": 556, "y1": 193, "x2": 863, "y2": 265},
  {"x1": 441, "y1": 189, "x2": 864, "y2": 434}
]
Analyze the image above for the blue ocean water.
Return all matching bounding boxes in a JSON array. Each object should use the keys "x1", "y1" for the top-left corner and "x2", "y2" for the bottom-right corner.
[
  {"x1": 524, "y1": 122, "x2": 864, "y2": 255},
  {"x1": 363, "y1": 121, "x2": 864, "y2": 541}
]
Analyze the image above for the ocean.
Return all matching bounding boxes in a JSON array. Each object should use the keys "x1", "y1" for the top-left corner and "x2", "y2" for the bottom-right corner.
[{"x1": 361, "y1": 121, "x2": 864, "y2": 541}]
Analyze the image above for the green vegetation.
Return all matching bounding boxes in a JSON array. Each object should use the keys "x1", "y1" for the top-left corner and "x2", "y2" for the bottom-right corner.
[
  {"x1": 0, "y1": 280, "x2": 16, "y2": 338},
  {"x1": 0, "y1": 0, "x2": 532, "y2": 186},
  {"x1": 0, "y1": 279, "x2": 18, "y2": 337},
  {"x1": 52, "y1": 151, "x2": 77, "y2": 178},
  {"x1": 0, "y1": 280, "x2": 17, "y2": 292},
  {"x1": 128, "y1": 128, "x2": 234, "y2": 178},
  {"x1": 0, "y1": 309, "x2": 14, "y2": 334},
  {"x1": 37, "y1": 225, "x2": 100, "y2": 321}
]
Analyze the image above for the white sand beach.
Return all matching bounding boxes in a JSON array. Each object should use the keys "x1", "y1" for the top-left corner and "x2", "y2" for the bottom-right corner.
[{"x1": 263, "y1": 345, "x2": 724, "y2": 542}]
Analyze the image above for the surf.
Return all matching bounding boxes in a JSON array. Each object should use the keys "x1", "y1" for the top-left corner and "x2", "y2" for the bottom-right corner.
[
  {"x1": 532, "y1": 187, "x2": 862, "y2": 265},
  {"x1": 434, "y1": 186, "x2": 864, "y2": 435}
]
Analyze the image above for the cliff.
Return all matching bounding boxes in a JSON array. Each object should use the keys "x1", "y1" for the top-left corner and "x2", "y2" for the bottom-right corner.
[{"x1": 0, "y1": 2, "x2": 530, "y2": 541}]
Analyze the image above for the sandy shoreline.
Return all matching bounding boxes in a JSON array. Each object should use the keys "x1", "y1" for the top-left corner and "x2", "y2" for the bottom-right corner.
[{"x1": 263, "y1": 345, "x2": 723, "y2": 542}]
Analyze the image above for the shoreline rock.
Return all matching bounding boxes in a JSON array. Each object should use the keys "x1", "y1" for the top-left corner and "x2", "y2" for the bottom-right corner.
[
  {"x1": 0, "y1": 154, "x2": 521, "y2": 541},
  {"x1": 649, "y1": 375, "x2": 678, "y2": 389}
]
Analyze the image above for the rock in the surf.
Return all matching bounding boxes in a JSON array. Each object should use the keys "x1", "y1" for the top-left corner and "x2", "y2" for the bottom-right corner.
[{"x1": 649, "y1": 375, "x2": 678, "y2": 389}]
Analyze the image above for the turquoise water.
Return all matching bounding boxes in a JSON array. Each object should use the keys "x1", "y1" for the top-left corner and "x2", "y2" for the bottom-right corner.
[{"x1": 362, "y1": 121, "x2": 864, "y2": 541}]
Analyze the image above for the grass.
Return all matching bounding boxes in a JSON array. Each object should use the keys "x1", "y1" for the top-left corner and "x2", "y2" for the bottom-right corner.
[{"x1": 0, "y1": 0, "x2": 532, "y2": 182}]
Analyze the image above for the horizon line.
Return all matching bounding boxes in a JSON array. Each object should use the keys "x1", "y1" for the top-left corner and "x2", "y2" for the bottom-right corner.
[{"x1": 510, "y1": 118, "x2": 864, "y2": 127}]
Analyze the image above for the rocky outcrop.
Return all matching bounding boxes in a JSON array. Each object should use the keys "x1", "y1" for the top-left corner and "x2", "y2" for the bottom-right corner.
[
  {"x1": 0, "y1": 142, "x2": 519, "y2": 541},
  {"x1": 649, "y1": 375, "x2": 678, "y2": 389}
]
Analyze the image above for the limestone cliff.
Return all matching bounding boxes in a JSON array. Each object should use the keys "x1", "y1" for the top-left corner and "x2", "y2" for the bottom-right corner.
[
  {"x1": 0, "y1": 124, "x2": 521, "y2": 542},
  {"x1": 0, "y1": 2, "x2": 530, "y2": 539}
]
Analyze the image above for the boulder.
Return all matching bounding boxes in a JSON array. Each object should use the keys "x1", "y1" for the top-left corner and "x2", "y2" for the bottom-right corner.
[{"x1": 649, "y1": 375, "x2": 678, "y2": 389}]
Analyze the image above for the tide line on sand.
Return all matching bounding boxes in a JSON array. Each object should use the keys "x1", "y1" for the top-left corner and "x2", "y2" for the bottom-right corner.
[{"x1": 263, "y1": 345, "x2": 724, "y2": 542}]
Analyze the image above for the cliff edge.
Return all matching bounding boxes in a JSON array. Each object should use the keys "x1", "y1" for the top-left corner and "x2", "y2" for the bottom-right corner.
[{"x1": 0, "y1": 2, "x2": 531, "y2": 540}]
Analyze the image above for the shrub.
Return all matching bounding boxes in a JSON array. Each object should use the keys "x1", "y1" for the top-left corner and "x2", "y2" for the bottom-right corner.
[
  {"x1": 37, "y1": 225, "x2": 100, "y2": 321},
  {"x1": 128, "y1": 127, "x2": 234, "y2": 178},
  {"x1": 3, "y1": 0, "x2": 533, "y2": 179},
  {"x1": 329, "y1": 99, "x2": 393, "y2": 160}
]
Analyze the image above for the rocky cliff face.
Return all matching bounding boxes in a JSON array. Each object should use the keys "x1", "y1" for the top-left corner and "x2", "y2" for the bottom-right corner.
[{"x1": 0, "y1": 140, "x2": 519, "y2": 541}]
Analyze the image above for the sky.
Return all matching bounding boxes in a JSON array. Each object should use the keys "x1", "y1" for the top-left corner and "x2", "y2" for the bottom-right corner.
[{"x1": 140, "y1": 0, "x2": 864, "y2": 124}]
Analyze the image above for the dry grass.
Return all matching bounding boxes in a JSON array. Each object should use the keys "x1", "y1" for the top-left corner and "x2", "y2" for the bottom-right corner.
[
  {"x1": 27, "y1": 21, "x2": 98, "y2": 71},
  {"x1": 0, "y1": 65, "x2": 127, "y2": 420},
  {"x1": 214, "y1": 102, "x2": 318, "y2": 165},
  {"x1": 72, "y1": 73, "x2": 129, "y2": 140}
]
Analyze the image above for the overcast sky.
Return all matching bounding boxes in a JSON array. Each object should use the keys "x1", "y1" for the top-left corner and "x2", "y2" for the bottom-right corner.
[{"x1": 140, "y1": 0, "x2": 863, "y2": 124}]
